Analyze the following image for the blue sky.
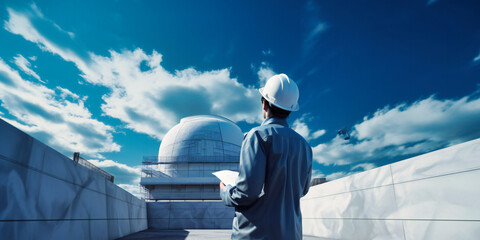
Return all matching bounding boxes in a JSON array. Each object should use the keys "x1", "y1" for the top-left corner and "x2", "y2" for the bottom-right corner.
[{"x1": 1, "y1": 0, "x2": 480, "y2": 197}]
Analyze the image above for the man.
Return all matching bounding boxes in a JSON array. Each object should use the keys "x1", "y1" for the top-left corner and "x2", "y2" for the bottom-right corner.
[{"x1": 220, "y1": 73, "x2": 313, "y2": 240}]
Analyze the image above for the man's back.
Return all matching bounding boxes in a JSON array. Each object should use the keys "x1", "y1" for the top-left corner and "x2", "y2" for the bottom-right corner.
[{"x1": 221, "y1": 117, "x2": 313, "y2": 240}]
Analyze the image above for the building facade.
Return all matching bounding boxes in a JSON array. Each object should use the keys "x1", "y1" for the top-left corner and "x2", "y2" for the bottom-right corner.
[{"x1": 140, "y1": 115, "x2": 243, "y2": 229}]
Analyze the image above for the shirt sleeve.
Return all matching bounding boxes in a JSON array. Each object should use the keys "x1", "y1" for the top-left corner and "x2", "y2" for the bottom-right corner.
[
  {"x1": 221, "y1": 130, "x2": 266, "y2": 207},
  {"x1": 303, "y1": 146, "x2": 313, "y2": 196}
]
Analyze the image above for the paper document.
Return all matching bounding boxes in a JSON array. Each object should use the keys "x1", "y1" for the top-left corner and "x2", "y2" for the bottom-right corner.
[{"x1": 212, "y1": 170, "x2": 239, "y2": 186}]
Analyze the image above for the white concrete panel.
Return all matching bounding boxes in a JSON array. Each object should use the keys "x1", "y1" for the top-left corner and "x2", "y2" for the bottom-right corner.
[
  {"x1": 85, "y1": 174, "x2": 107, "y2": 194},
  {"x1": 393, "y1": 169, "x2": 480, "y2": 220},
  {"x1": 71, "y1": 186, "x2": 108, "y2": 219},
  {"x1": 131, "y1": 218, "x2": 149, "y2": 234},
  {"x1": 34, "y1": 169, "x2": 85, "y2": 219},
  {"x1": 0, "y1": 159, "x2": 45, "y2": 220},
  {"x1": 302, "y1": 176, "x2": 348, "y2": 200},
  {"x1": 107, "y1": 196, "x2": 130, "y2": 219},
  {"x1": 213, "y1": 206, "x2": 235, "y2": 218},
  {"x1": 0, "y1": 138, "x2": 45, "y2": 173},
  {"x1": 302, "y1": 218, "x2": 405, "y2": 240},
  {"x1": 303, "y1": 165, "x2": 392, "y2": 201},
  {"x1": 391, "y1": 138, "x2": 480, "y2": 183},
  {"x1": 170, "y1": 205, "x2": 208, "y2": 219},
  {"x1": 0, "y1": 119, "x2": 147, "y2": 239},
  {"x1": 169, "y1": 218, "x2": 216, "y2": 229},
  {"x1": 0, "y1": 158, "x2": 110, "y2": 220},
  {"x1": 106, "y1": 180, "x2": 129, "y2": 202},
  {"x1": 49, "y1": 219, "x2": 109, "y2": 240},
  {"x1": 0, "y1": 220, "x2": 110, "y2": 240},
  {"x1": 403, "y1": 220, "x2": 480, "y2": 240},
  {"x1": 108, "y1": 219, "x2": 132, "y2": 240},
  {"x1": 0, "y1": 120, "x2": 40, "y2": 169},
  {"x1": 149, "y1": 218, "x2": 170, "y2": 229},
  {"x1": 345, "y1": 165, "x2": 393, "y2": 192},
  {"x1": 301, "y1": 185, "x2": 397, "y2": 219},
  {"x1": 147, "y1": 201, "x2": 233, "y2": 230},
  {"x1": 301, "y1": 138, "x2": 480, "y2": 239},
  {"x1": 131, "y1": 203, "x2": 147, "y2": 221},
  {"x1": 26, "y1": 139, "x2": 47, "y2": 171},
  {"x1": 42, "y1": 147, "x2": 90, "y2": 186},
  {"x1": 88, "y1": 220, "x2": 110, "y2": 240},
  {"x1": 214, "y1": 218, "x2": 234, "y2": 229}
]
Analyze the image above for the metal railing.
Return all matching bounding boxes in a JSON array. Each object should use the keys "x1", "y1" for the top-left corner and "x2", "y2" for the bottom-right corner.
[
  {"x1": 311, "y1": 177, "x2": 327, "y2": 186},
  {"x1": 141, "y1": 155, "x2": 239, "y2": 199},
  {"x1": 143, "y1": 155, "x2": 239, "y2": 164},
  {"x1": 73, "y1": 152, "x2": 115, "y2": 183}
]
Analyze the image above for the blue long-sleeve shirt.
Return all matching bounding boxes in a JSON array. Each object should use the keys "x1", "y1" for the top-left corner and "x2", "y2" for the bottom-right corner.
[{"x1": 221, "y1": 117, "x2": 313, "y2": 240}]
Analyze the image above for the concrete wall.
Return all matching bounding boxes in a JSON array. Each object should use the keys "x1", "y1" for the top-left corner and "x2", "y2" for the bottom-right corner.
[
  {"x1": 0, "y1": 119, "x2": 147, "y2": 240},
  {"x1": 147, "y1": 201, "x2": 234, "y2": 229},
  {"x1": 301, "y1": 138, "x2": 480, "y2": 240},
  {"x1": 147, "y1": 184, "x2": 221, "y2": 200}
]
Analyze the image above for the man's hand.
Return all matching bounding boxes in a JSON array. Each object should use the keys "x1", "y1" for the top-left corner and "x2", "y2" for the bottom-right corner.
[{"x1": 219, "y1": 181, "x2": 226, "y2": 191}]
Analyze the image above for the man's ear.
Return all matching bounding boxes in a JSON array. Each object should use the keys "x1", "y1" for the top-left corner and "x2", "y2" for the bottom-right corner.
[{"x1": 262, "y1": 101, "x2": 269, "y2": 112}]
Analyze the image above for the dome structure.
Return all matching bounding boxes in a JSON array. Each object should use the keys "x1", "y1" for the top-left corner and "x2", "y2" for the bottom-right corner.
[
  {"x1": 141, "y1": 115, "x2": 243, "y2": 200},
  {"x1": 158, "y1": 115, "x2": 243, "y2": 164}
]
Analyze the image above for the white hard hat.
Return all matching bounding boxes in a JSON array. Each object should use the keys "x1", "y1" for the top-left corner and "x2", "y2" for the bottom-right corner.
[{"x1": 259, "y1": 73, "x2": 299, "y2": 111}]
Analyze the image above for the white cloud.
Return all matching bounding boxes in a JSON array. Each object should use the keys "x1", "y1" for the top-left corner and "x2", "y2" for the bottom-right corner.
[
  {"x1": 85, "y1": 49, "x2": 261, "y2": 139},
  {"x1": 313, "y1": 94, "x2": 480, "y2": 166},
  {"x1": 326, "y1": 164, "x2": 375, "y2": 181},
  {"x1": 13, "y1": 54, "x2": 44, "y2": 83},
  {"x1": 0, "y1": 58, "x2": 120, "y2": 158},
  {"x1": 262, "y1": 49, "x2": 273, "y2": 56},
  {"x1": 257, "y1": 62, "x2": 277, "y2": 87},
  {"x1": 307, "y1": 22, "x2": 328, "y2": 42},
  {"x1": 351, "y1": 163, "x2": 376, "y2": 171},
  {"x1": 303, "y1": 1, "x2": 328, "y2": 55},
  {"x1": 474, "y1": 52, "x2": 480, "y2": 63},
  {"x1": 29, "y1": 2, "x2": 44, "y2": 18},
  {"x1": 311, "y1": 163, "x2": 376, "y2": 183},
  {"x1": 88, "y1": 159, "x2": 140, "y2": 175},
  {"x1": 256, "y1": 62, "x2": 276, "y2": 87},
  {"x1": 312, "y1": 169, "x2": 325, "y2": 179},
  {"x1": 292, "y1": 114, "x2": 326, "y2": 141},
  {"x1": 312, "y1": 129, "x2": 326, "y2": 139},
  {"x1": 325, "y1": 171, "x2": 348, "y2": 181},
  {"x1": 303, "y1": 20, "x2": 328, "y2": 54},
  {"x1": 53, "y1": 22, "x2": 75, "y2": 39},
  {"x1": 5, "y1": 7, "x2": 263, "y2": 141},
  {"x1": 56, "y1": 86, "x2": 81, "y2": 100},
  {"x1": 4, "y1": 8, "x2": 89, "y2": 74}
]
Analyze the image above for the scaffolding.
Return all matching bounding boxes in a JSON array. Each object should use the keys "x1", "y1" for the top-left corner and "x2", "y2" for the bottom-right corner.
[{"x1": 141, "y1": 155, "x2": 239, "y2": 200}]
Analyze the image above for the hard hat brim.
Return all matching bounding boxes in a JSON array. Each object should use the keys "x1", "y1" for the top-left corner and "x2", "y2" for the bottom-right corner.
[{"x1": 259, "y1": 88, "x2": 299, "y2": 112}]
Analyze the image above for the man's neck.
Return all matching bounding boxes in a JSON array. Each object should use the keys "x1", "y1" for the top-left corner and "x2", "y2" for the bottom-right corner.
[{"x1": 262, "y1": 117, "x2": 289, "y2": 127}]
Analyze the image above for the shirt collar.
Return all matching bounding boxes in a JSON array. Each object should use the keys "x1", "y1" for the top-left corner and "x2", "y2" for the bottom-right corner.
[{"x1": 261, "y1": 117, "x2": 289, "y2": 127}]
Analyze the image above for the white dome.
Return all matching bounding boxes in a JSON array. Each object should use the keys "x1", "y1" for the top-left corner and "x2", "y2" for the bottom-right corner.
[{"x1": 158, "y1": 115, "x2": 243, "y2": 163}]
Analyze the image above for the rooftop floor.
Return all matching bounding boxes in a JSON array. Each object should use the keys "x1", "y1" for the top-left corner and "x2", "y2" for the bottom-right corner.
[{"x1": 117, "y1": 229, "x2": 327, "y2": 240}]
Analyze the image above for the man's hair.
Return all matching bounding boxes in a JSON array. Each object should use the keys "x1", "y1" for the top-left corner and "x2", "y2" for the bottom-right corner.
[{"x1": 261, "y1": 97, "x2": 291, "y2": 119}]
